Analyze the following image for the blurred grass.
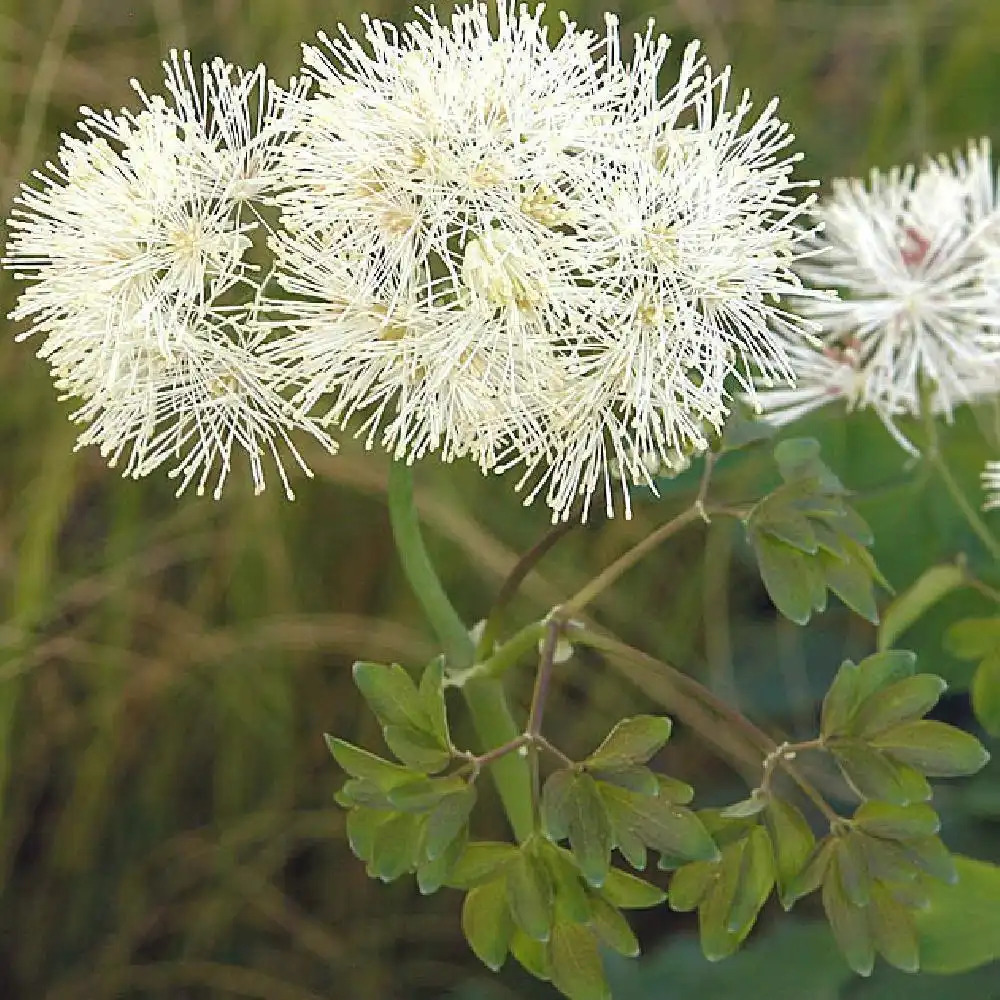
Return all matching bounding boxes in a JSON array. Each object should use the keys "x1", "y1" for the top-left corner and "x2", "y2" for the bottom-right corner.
[{"x1": 1, "y1": 0, "x2": 999, "y2": 997}]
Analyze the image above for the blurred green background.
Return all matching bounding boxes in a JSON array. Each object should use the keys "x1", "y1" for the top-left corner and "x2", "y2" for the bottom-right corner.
[{"x1": 1, "y1": 0, "x2": 999, "y2": 997}]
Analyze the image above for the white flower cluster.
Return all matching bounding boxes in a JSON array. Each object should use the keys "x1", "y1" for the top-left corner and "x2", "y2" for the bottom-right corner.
[
  {"x1": 754, "y1": 140, "x2": 1000, "y2": 454},
  {"x1": 4, "y1": 52, "x2": 334, "y2": 499},
  {"x1": 5, "y1": 3, "x2": 821, "y2": 519}
]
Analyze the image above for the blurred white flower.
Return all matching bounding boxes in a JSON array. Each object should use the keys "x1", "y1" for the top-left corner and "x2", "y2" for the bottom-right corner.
[
  {"x1": 750, "y1": 337, "x2": 929, "y2": 453},
  {"x1": 983, "y1": 461, "x2": 1000, "y2": 510},
  {"x1": 784, "y1": 139, "x2": 1000, "y2": 431},
  {"x1": 3, "y1": 52, "x2": 334, "y2": 498}
]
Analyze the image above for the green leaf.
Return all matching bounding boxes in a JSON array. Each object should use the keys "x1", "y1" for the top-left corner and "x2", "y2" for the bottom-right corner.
[
  {"x1": 786, "y1": 837, "x2": 836, "y2": 904},
  {"x1": 584, "y1": 715, "x2": 672, "y2": 770},
  {"x1": 753, "y1": 535, "x2": 813, "y2": 625},
  {"x1": 853, "y1": 801, "x2": 940, "y2": 841},
  {"x1": 507, "y1": 847, "x2": 554, "y2": 942},
  {"x1": 869, "y1": 881, "x2": 919, "y2": 972},
  {"x1": 369, "y1": 812, "x2": 421, "y2": 882},
  {"x1": 335, "y1": 778, "x2": 394, "y2": 810},
  {"x1": 801, "y1": 550, "x2": 831, "y2": 615},
  {"x1": 418, "y1": 656, "x2": 450, "y2": 748},
  {"x1": 613, "y1": 824, "x2": 648, "y2": 871},
  {"x1": 849, "y1": 674, "x2": 948, "y2": 738},
  {"x1": 834, "y1": 833, "x2": 871, "y2": 908},
  {"x1": 510, "y1": 930, "x2": 550, "y2": 981},
  {"x1": 822, "y1": 856, "x2": 875, "y2": 976},
  {"x1": 655, "y1": 774, "x2": 695, "y2": 805},
  {"x1": 727, "y1": 826, "x2": 775, "y2": 934},
  {"x1": 819, "y1": 544, "x2": 879, "y2": 623},
  {"x1": 760, "y1": 510, "x2": 819, "y2": 554},
  {"x1": 831, "y1": 742, "x2": 931, "y2": 804},
  {"x1": 565, "y1": 774, "x2": 613, "y2": 888},
  {"x1": 345, "y1": 808, "x2": 389, "y2": 863},
  {"x1": 697, "y1": 842, "x2": 746, "y2": 961},
  {"x1": 698, "y1": 808, "x2": 760, "y2": 846},
  {"x1": 668, "y1": 860, "x2": 714, "y2": 913},
  {"x1": 447, "y1": 842, "x2": 518, "y2": 889},
  {"x1": 462, "y1": 877, "x2": 513, "y2": 971},
  {"x1": 720, "y1": 793, "x2": 768, "y2": 819},
  {"x1": 972, "y1": 652, "x2": 1000, "y2": 737},
  {"x1": 325, "y1": 737, "x2": 413, "y2": 788},
  {"x1": 599, "y1": 866, "x2": 666, "y2": 909},
  {"x1": 834, "y1": 504, "x2": 876, "y2": 547},
  {"x1": 773, "y1": 439, "x2": 842, "y2": 490},
  {"x1": 821, "y1": 660, "x2": 862, "y2": 739},
  {"x1": 855, "y1": 650, "x2": 918, "y2": 702},
  {"x1": 599, "y1": 784, "x2": 719, "y2": 864},
  {"x1": 542, "y1": 844, "x2": 591, "y2": 924},
  {"x1": 588, "y1": 766, "x2": 659, "y2": 797},
  {"x1": 878, "y1": 564, "x2": 966, "y2": 651},
  {"x1": 856, "y1": 834, "x2": 920, "y2": 888},
  {"x1": 543, "y1": 769, "x2": 575, "y2": 843},
  {"x1": 914, "y1": 857, "x2": 1000, "y2": 972},
  {"x1": 382, "y1": 724, "x2": 452, "y2": 773},
  {"x1": 425, "y1": 785, "x2": 476, "y2": 860},
  {"x1": 352, "y1": 661, "x2": 431, "y2": 733},
  {"x1": 386, "y1": 774, "x2": 466, "y2": 812},
  {"x1": 588, "y1": 894, "x2": 640, "y2": 957},
  {"x1": 873, "y1": 720, "x2": 991, "y2": 777},
  {"x1": 944, "y1": 616, "x2": 1000, "y2": 659},
  {"x1": 764, "y1": 798, "x2": 816, "y2": 909},
  {"x1": 900, "y1": 835, "x2": 958, "y2": 885},
  {"x1": 747, "y1": 444, "x2": 886, "y2": 629},
  {"x1": 417, "y1": 829, "x2": 466, "y2": 895},
  {"x1": 548, "y1": 920, "x2": 610, "y2": 1000},
  {"x1": 811, "y1": 517, "x2": 849, "y2": 557}
]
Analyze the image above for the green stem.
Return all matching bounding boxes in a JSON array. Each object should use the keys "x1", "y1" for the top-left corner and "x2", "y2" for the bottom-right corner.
[
  {"x1": 565, "y1": 624, "x2": 768, "y2": 781},
  {"x1": 931, "y1": 451, "x2": 1000, "y2": 561},
  {"x1": 561, "y1": 454, "x2": 722, "y2": 616},
  {"x1": 386, "y1": 460, "x2": 474, "y2": 667},
  {"x1": 461, "y1": 678, "x2": 534, "y2": 841},
  {"x1": 449, "y1": 620, "x2": 547, "y2": 688},
  {"x1": 760, "y1": 740, "x2": 841, "y2": 826},
  {"x1": 959, "y1": 560, "x2": 1000, "y2": 604},
  {"x1": 562, "y1": 505, "x2": 703, "y2": 615},
  {"x1": 475, "y1": 521, "x2": 575, "y2": 660},
  {"x1": 385, "y1": 460, "x2": 533, "y2": 842},
  {"x1": 526, "y1": 619, "x2": 563, "y2": 829},
  {"x1": 921, "y1": 401, "x2": 1000, "y2": 561},
  {"x1": 577, "y1": 628, "x2": 842, "y2": 821}
]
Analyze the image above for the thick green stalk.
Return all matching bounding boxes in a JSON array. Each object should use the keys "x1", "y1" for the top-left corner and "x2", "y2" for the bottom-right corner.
[
  {"x1": 461, "y1": 678, "x2": 534, "y2": 841},
  {"x1": 385, "y1": 460, "x2": 533, "y2": 841},
  {"x1": 386, "y1": 460, "x2": 474, "y2": 667}
]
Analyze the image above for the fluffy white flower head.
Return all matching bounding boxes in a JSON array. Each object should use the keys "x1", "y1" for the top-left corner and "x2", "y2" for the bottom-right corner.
[
  {"x1": 512, "y1": 28, "x2": 822, "y2": 519},
  {"x1": 783, "y1": 139, "x2": 1000, "y2": 432},
  {"x1": 268, "y1": 5, "x2": 821, "y2": 520},
  {"x1": 268, "y1": 2, "x2": 630, "y2": 477},
  {"x1": 3, "y1": 51, "x2": 334, "y2": 498}
]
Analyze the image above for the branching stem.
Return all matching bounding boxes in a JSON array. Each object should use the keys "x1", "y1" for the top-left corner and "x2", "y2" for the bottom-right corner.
[
  {"x1": 475, "y1": 521, "x2": 576, "y2": 660},
  {"x1": 385, "y1": 460, "x2": 533, "y2": 841},
  {"x1": 562, "y1": 506, "x2": 703, "y2": 615},
  {"x1": 560, "y1": 455, "x2": 752, "y2": 616},
  {"x1": 759, "y1": 739, "x2": 841, "y2": 825}
]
